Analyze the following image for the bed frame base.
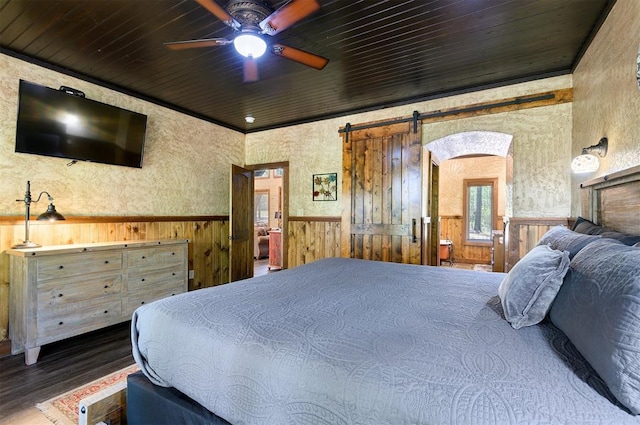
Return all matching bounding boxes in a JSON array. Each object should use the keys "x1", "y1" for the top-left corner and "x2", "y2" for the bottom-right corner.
[{"x1": 127, "y1": 372, "x2": 232, "y2": 425}]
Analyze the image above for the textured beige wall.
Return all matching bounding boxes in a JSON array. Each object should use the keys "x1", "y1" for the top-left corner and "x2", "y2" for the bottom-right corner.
[
  {"x1": 426, "y1": 104, "x2": 572, "y2": 217},
  {"x1": 0, "y1": 54, "x2": 244, "y2": 216},
  {"x1": 246, "y1": 75, "x2": 573, "y2": 218},
  {"x1": 572, "y1": 0, "x2": 640, "y2": 215},
  {"x1": 439, "y1": 157, "x2": 507, "y2": 217}
]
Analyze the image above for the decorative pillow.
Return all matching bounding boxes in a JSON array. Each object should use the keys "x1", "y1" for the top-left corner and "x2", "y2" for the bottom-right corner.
[
  {"x1": 498, "y1": 244, "x2": 570, "y2": 329},
  {"x1": 572, "y1": 216, "x2": 605, "y2": 234},
  {"x1": 550, "y1": 238, "x2": 640, "y2": 414},
  {"x1": 573, "y1": 216, "x2": 640, "y2": 246},
  {"x1": 536, "y1": 225, "x2": 601, "y2": 258},
  {"x1": 600, "y1": 231, "x2": 640, "y2": 246}
]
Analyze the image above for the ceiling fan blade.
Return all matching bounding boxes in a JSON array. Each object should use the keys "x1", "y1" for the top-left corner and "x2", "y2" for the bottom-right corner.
[
  {"x1": 259, "y1": 0, "x2": 320, "y2": 36},
  {"x1": 194, "y1": 0, "x2": 240, "y2": 29},
  {"x1": 244, "y1": 56, "x2": 259, "y2": 82},
  {"x1": 272, "y1": 44, "x2": 328, "y2": 70},
  {"x1": 164, "y1": 38, "x2": 232, "y2": 50}
]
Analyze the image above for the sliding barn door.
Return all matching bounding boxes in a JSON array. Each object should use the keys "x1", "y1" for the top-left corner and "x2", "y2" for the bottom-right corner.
[{"x1": 341, "y1": 121, "x2": 422, "y2": 264}]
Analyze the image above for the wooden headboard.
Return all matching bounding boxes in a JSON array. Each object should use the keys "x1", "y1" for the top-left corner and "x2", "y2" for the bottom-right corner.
[{"x1": 580, "y1": 164, "x2": 640, "y2": 235}]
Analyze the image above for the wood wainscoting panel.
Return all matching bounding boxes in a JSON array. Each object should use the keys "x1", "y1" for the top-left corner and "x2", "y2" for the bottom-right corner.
[
  {"x1": 0, "y1": 216, "x2": 230, "y2": 355},
  {"x1": 288, "y1": 217, "x2": 341, "y2": 268},
  {"x1": 439, "y1": 216, "x2": 492, "y2": 264}
]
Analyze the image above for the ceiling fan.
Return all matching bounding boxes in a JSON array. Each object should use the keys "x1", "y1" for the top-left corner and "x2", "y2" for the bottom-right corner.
[{"x1": 165, "y1": 0, "x2": 329, "y2": 82}]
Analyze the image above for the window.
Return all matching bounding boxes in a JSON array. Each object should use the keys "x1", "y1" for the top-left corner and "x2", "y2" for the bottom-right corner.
[
  {"x1": 254, "y1": 190, "x2": 269, "y2": 225},
  {"x1": 463, "y1": 179, "x2": 497, "y2": 244}
]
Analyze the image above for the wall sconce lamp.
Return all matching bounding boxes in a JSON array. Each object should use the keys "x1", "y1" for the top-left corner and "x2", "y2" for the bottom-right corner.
[
  {"x1": 12, "y1": 181, "x2": 65, "y2": 249},
  {"x1": 571, "y1": 137, "x2": 608, "y2": 174}
]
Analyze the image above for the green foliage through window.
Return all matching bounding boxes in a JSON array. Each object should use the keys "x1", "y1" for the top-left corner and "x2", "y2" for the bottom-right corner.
[{"x1": 465, "y1": 181, "x2": 495, "y2": 242}]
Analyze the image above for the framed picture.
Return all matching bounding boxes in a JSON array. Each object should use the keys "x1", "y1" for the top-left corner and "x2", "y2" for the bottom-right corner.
[
  {"x1": 254, "y1": 169, "x2": 268, "y2": 178},
  {"x1": 313, "y1": 173, "x2": 338, "y2": 201}
]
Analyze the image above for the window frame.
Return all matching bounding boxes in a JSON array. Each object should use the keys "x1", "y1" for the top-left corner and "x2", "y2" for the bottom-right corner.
[
  {"x1": 462, "y1": 178, "x2": 498, "y2": 246},
  {"x1": 254, "y1": 189, "x2": 270, "y2": 225}
]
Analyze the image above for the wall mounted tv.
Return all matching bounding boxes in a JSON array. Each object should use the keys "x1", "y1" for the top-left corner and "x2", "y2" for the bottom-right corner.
[{"x1": 15, "y1": 80, "x2": 148, "y2": 168}]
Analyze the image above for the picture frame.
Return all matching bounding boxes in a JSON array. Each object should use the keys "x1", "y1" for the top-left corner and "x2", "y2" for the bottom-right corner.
[{"x1": 313, "y1": 173, "x2": 338, "y2": 201}]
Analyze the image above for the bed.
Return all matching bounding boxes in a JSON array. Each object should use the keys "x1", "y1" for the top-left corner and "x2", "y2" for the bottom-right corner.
[{"x1": 129, "y1": 166, "x2": 640, "y2": 425}]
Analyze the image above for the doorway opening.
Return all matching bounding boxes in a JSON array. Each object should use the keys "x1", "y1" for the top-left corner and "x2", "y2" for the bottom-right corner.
[
  {"x1": 425, "y1": 131, "x2": 513, "y2": 271},
  {"x1": 251, "y1": 164, "x2": 287, "y2": 276}
]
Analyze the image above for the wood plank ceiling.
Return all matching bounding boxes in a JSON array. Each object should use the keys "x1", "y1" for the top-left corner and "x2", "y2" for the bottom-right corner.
[{"x1": 0, "y1": 0, "x2": 615, "y2": 133}]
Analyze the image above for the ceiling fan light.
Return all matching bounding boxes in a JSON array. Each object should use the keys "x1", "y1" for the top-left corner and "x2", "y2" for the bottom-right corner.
[{"x1": 234, "y1": 33, "x2": 267, "y2": 58}]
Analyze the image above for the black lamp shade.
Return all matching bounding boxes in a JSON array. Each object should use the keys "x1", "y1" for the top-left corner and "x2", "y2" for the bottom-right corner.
[{"x1": 37, "y1": 203, "x2": 65, "y2": 221}]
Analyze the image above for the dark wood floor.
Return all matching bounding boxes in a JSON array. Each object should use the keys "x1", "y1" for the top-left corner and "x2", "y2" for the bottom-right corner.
[{"x1": 0, "y1": 321, "x2": 133, "y2": 421}]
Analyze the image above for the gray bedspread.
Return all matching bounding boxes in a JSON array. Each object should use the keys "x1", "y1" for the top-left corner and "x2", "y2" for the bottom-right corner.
[{"x1": 132, "y1": 258, "x2": 638, "y2": 424}]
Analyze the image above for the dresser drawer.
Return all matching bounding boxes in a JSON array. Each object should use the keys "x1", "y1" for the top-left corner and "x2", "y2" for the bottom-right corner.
[
  {"x1": 38, "y1": 272, "x2": 122, "y2": 310},
  {"x1": 37, "y1": 297, "x2": 122, "y2": 344},
  {"x1": 126, "y1": 266, "x2": 185, "y2": 291},
  {"x1": 37, "y1": 252, "x2": 122, "y2": 281},
  {"x1": 125, "y1": 246, "x2": 184, "y2": 270},
  {"x1": 124, "y1": 286, "x2": 184, "y2": 316}
]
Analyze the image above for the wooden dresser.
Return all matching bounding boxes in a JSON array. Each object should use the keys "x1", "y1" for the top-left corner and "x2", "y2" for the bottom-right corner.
[{"x1": 8, "y1": 239, "x2": 188, "y2": 365}]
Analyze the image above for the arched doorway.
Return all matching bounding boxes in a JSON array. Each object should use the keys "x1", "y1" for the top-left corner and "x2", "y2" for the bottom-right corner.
[{"x1": 425, "y1": 131, "x2": 513, "y2": 269}]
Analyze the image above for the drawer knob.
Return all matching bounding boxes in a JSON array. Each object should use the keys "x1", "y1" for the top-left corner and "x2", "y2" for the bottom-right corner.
[
  {"x1": 104, "y1": 285, "x2": 109, "y2": 289},
  {"x1": 58, "y1": 321, "x2": 63, "y2": 326},
  {"x1": 58, "y1": 265, "x2": 64, "y2": 269},
  {"x1": 105, "y1": 260, "x2": 109, "y2": 264},
  {"x1": 104, "y1": 310, "x2": 108, "y2": 314},
  {"x1": 172, "y1": 252, "x2": 175, "y2": 255},
  {"x1": 141, "y1": 256, "x2": 146, "y2": 259},
  {"x1": 58, "y1": 293, "x2": 63, "y2": 297},
  {"x1": 141, "y1": 301, "x2": 145, "y2": 305},
  {"x1": 141, "y1": 278, "x2": 145, "y2": 282},
  {"x1": 172, "y1": 272, "x2": 176, "y2": 276}
]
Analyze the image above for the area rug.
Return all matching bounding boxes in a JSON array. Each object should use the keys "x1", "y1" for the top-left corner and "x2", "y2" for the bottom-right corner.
[{"x1": 36, "y1": 364, "x2": 139, "y2": 425}]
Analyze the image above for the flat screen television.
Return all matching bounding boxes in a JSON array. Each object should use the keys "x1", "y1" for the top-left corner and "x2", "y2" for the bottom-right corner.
[{"x1": 15, "y1": 80, "x2": 148, "y2": 168}]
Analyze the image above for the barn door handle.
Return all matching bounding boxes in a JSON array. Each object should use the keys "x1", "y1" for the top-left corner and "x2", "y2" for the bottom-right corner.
[{"x1": 412, "y1": 218, "x2": 418, "y2": 243}]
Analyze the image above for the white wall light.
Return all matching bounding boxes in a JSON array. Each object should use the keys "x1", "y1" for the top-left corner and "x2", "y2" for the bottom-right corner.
[{"x1": 571, "y1": 137, "x2": 608, "y2": 174}]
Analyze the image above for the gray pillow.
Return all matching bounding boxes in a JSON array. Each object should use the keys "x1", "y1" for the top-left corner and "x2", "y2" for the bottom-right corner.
[
  {"x1": 536, "y1": 225, "x2": 601, "y2": 258},
  {"x1": 572, "y1": 216, "x2": 604, "y2": 234},
  {"x1": 573, "y1": 216, "x2": 640, "y2": 246},
  {"x1": 498, "y1": 244, "x2": 570, "y2": 329},
  {"x1": 550, "y1": 238, "x2": 640, "y2": 414}
]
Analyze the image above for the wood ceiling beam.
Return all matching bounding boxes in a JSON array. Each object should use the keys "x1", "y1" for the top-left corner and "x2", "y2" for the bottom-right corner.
[{"x1": 420, "y1": 88, "x2": 573, "y2": 124}]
